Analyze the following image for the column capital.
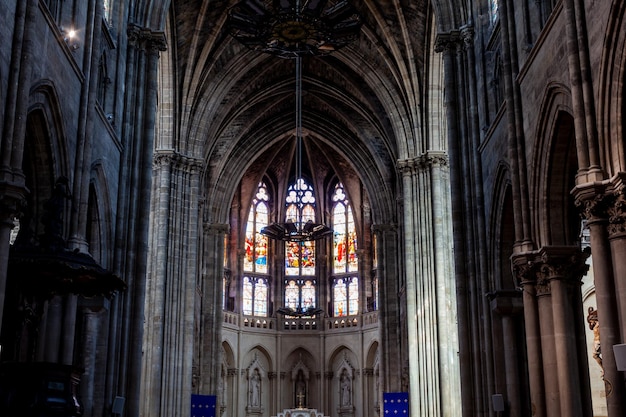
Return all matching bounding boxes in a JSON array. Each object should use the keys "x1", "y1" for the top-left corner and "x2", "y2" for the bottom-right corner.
[
  {"x1": 127, "y1": 24, "x2": 167, "y2": 52},
  {"x1": 434, "y1": 30, "x2": 461, "y2": 53},
  {"x1": 511, "y1": 246, "x2": 589, "y2": 295},
  {"x1": 460, "y1": 24, "x2": 474, "y2": 48},
  {"x1": 573, "y1": 172, "x2": 626, "y2": 236},
  {"x1": 397, "y1": 152, "x2": 449, "y2": 175},
  {"x1": 397, "y1": 157, "x2": 419, "y2": 175}
]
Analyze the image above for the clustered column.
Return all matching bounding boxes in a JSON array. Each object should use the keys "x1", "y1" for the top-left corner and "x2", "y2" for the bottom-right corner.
[
  {"x1": 512, "y1": 246, "x2": 592, "y2": 417},
  {"x1": 573, "y1": 175, "x2": 626, "y2": 417}
]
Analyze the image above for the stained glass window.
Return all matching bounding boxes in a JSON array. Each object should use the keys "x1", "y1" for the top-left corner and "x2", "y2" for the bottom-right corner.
[
  {"x1": 333, "y1": 277, "x2": 359, "y2": 316},
  {"x1": 283, "y1": 178, "x2": 318, "y2": 312},
  {"x1": 331, "y1": 183, "x2": 359, "y2": 316},
  {"x1": 332, "y1": 183, "x2": 358, "y2": 274},
  {"x1": 243, "y1": 276, "x2": 268, "y2": 316},
  {"x1": 284, "y1": 278, "x2": 317, "y2": 313},
  {"x1": 244, "y1": 183, "x2": 270, "y2": 274}
]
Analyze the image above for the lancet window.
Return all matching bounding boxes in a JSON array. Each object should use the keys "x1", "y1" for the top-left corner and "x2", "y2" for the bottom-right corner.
[
  {"x1": 243, "y1": 276, "x2": 268, "y2": 316},
  {"x1": 284, "y1": 178, "x2": 318, "y2": 311},
  {"x1": 244, "y1": 182, "x2": 270, "y2": 274},
  {"x1": 331, "y1": 183, "x2": 359, "y2": 316},
  {"x1": 242, "y1": 182, "x2": 270, "y2": 316}
]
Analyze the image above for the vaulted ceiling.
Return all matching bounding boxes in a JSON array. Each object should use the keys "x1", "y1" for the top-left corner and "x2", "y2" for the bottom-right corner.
[{"x1": 152, "y1": 0, "x2": 450, "y2": 225}]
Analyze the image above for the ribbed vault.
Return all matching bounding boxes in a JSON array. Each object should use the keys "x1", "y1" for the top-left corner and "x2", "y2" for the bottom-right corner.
[{"x1": 147, "y1": 0, "x2": 452, "y2": 226}]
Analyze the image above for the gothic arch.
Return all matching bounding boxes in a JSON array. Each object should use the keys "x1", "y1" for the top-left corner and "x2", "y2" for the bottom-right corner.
[
  {"x1": 244, "y1": 345, "x2": 274, "y2": 373},
  {"x1": 27, "y1": 81, "x2": 70, "y2": 179},
  {"x1": 88, "y1": 162, "x2": 114, "y2": 268},
  {"x1": 531, "y1": 83, "x2": 579, "y2": 247},
  {"x1": 489, "y1": 162, "x2": 515, "y2": 290},
  {"x1": 597, "y1": 0, "x2": 626, "y2": 173},
  {"x1": 20, "y1": 82, "x2": 71, "y2": 241}
]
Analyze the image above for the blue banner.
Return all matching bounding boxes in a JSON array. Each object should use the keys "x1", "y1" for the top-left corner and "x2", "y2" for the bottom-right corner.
[
  {"x1": 191, "y1": 394, "x2": 217, "y2": 417},
  {"x1": 383, "y1": 392, "x2": 409, "y2": 415}
]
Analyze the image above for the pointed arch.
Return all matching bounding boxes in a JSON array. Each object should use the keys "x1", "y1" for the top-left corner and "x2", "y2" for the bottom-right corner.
[
  {"x1": 598, "y1": 0, "x2": 626, "y2": 173},
  {"x1": 531, "y1": 82, "x2": 579, "y2": 247}
]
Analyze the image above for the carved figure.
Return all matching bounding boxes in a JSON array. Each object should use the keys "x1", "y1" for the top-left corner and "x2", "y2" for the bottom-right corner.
[
  {"x1": 587, "y1": 307, "x2": 603, "y2": 377},
  {"x1": 249, "y1": 368, "x2": 261, "y2": 407},
  {"x1": 340, "y1": 369, "x2": 352, "y2": 406}
]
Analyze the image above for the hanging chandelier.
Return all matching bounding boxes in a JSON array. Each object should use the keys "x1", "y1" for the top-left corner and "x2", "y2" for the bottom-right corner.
[
  {"x1": 258, "y1": 56, "x2": 333, "y2": 242},
  {"x1": 226, "y1": 0, "x2": 362, "y2": 59},
  {"x1": 226, "y1": 0, "x2": 361, "y2": 242}
]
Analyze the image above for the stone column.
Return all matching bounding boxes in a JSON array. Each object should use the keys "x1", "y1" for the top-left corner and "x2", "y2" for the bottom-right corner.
[
  {"x1": 141, "y1": 151, "x2": 173, "y2": 415},
  {"x1": 562, "y1": 0, "x2": 603, "y2": 182},
  {"x1": 540, "y1": 247, "x2": 590, "y2": 417},
  {"x1": 513, "y1": 247, "x2": 592, "y2": 417},
  {"x1": 70, "y1": 0, "x2": 103, "y2": 252},
  {"x1": 574, "y1": 179, "x2": 626, "y2": 416},
  {"x1": 200, "y1": 222, "x2": 229, "y2": 394},
  {"x1": 127, "y1": 26, "x2": 167, "y2": 417},
  {"x1": 512, "y1": 254, "x2": 546, "y2": 417},
  {"x1": 0, "y1": 0, "x2": 35, "y2": 334},
  {"x1": 607, "y1": 187, "x2": 626, "y2": 340},
  {"x1": 536, "y1": 278, "x2": 559, "y2": 417},
  {"x1": 397, "y1": 153, "x2": 460, "y2": 417},
  {"x1": 0, "y1": 193, "x2": 25, "y2": 339},
  {"x1": 436, "y1": 32, "x2": 475, "y2": 417},
  {"x1": 371, "y1": 223, "x2": 400, "y2": 393},
  {"x1": 79, "y1": 302, "x2": 106, "y2": 417},
  {"x1": 490, "y1": 291, "x2": 524, "y2": 417}
]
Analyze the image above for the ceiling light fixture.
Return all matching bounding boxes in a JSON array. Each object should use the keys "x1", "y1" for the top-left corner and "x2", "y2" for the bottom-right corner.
[{"x1": 226, "y1": 0, "x2": 362, "y2": 59}]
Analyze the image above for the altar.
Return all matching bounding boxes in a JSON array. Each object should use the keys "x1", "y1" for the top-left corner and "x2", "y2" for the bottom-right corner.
[{"x1": 274, "y1": 408, "x2": 329, "y2": 417}]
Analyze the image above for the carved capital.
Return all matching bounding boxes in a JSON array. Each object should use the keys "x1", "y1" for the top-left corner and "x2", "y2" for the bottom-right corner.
[
  {"x1": 154, "y1": 150, "x2": 203, "y2": 173},
  {"x1": 607, "y1": 190, "x2": 626, "y2": 237},
  {"x1": 460, "y1": 24, "x2": 474, "y2": 48},
  {"x1": 573, "y1": 173, "x2": 626, "y2": 237},
  {"x1": 397, "y1": 157, "x2": 418, "y2": 175},
  {"x1": 511, "y1": 246, "x2": 589, "y2": 296},
  {"x1": 127, "y1": 24, "x2": 167, "y2": 53},
  {"x1": 434, "y1": 30, "x2": 460, "y2": 53}
]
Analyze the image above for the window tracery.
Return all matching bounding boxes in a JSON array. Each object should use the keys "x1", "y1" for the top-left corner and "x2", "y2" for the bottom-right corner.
[{"x1": 283, "y1": 178, "x2": 318, "y2": 312}]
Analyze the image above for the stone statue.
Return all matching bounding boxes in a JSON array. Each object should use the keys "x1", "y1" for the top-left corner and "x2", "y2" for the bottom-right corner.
[
  {"x1": 249, "y1": 368, "x2": 261, "y2": 407},
  {"x1": 339, "y1": 369, "x2": 352, "y2": 407}
]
